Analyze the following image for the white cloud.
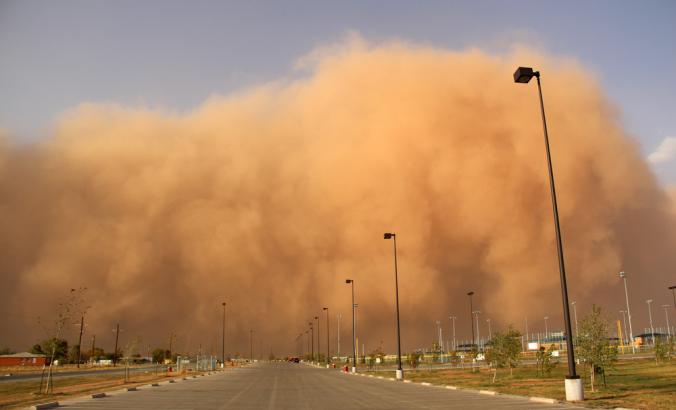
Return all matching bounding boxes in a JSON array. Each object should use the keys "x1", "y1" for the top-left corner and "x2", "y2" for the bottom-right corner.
[{"x1": 648, "y1": 136, "x2": 676, "y2": 164}]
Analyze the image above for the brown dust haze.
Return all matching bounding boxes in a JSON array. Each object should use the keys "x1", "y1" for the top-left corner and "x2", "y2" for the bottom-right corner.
[{"x1": 1, "y1": 41, "x2": 675, "y2": 356}]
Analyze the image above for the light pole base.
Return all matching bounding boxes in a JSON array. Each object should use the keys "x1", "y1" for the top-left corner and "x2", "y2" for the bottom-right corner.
[
  {"x1": 351, "y1": 366, "x2": 356, "y2": 374},
  {"x1": 395, "y1": 369, "x2": 404, "y2": 380},
  {"x1": 565, "y1": 377, "x2": 584, "y2": 401}
]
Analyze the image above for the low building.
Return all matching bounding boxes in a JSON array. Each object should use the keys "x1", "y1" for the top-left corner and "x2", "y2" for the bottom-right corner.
[{"x1": 0, "y1": 352, "x2": 50, "y2": 366}]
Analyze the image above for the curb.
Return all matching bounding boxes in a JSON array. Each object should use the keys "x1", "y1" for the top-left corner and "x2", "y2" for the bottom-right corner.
[
  {"x1": 479, "y1": 390, "x2": 497, "y2": 396},
  {"x1": 530, "y1": 397, "x2": 557, "y2": 404},
  {"x1": 91, "y1": 392, "x2": 106, "y2": 398}
]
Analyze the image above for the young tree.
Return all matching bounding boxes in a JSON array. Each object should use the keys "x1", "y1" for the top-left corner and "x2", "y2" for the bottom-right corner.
[
  {"x1": 407, "y1": 351, "x2": 422, "y2": 368},
  {"x1": 575, "y1": 305, "x2": 618, "y2": 392},
  {"x1": 152, "y1": 348, "x2": 166, "y2": 364},
  {"x1": 37, "y1": 287, "x2": 87, "y2": 394},
  {"x1": 467, "y1": 345, "x2": 479, "y2": 372},
  {"x1": 485, "y1": 327, "x2": 522, "y2": 382},
  {"x1": 654, "y1": 337, "x2": 673, "y2": 364},
  {"x1": 535, "y1": 344, "x2": 558, "y2": 377}
]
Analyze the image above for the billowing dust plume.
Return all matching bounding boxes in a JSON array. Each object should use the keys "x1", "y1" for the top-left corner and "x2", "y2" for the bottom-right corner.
[{"x1": 1, "y1": 40, "x2": 675, "y2": 356}]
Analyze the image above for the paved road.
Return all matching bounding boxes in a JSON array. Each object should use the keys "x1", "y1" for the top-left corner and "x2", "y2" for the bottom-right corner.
[
  {"x1": 2, "y1": 365, "x2": 165, "y2": 383},
  {"x1": 54, "y1": 362, "x2": 585, "y2": 410}
]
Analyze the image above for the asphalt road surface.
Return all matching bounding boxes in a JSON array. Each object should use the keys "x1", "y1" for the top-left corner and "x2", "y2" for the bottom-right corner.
[{"x1": 55, "y1": 362, "x2": 586, "y2": 410}]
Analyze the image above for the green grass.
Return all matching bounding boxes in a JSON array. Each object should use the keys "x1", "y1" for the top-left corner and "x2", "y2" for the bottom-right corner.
[{"x1": 393, "y1": 359, "x2": 675, "y2": 409}]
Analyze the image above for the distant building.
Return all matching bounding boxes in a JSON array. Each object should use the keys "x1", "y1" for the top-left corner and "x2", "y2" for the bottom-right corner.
[
  {"x1": 0, "y1": 352, "x2": 50, "y2": 366},
  {"x1": 634, "y1": 332, "x2": 670, "y2": 345}
]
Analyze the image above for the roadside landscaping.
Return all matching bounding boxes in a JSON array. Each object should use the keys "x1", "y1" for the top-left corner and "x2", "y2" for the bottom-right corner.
[
  {"x1": 396, "y1": 359, "x2": 675, "y2": 409},
  {"x1": 1, "y1": 371, "x2": 189, "y2": 409}
]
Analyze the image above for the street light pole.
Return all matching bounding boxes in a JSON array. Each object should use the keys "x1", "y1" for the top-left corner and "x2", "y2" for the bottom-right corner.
[
  {"x1": 449, "y1": 316, "x2": 456, "y2": 351},
  {"x1": 467, "y1": 292, "x2": 475, "y2": 346},
  {"x1": 620, "y1": 310, "x2": 628, "y2": 345},
  {"x1": 473, "y1": 310, "x2": 481, "y2": 348},
  {"x1": 661, "y1": 305, "x2": 671, "y2": 338},
  {"x1": 384, "y1": 233, "x2": 403, "y2": 380},
  {"x1": 670, "y1": 286, "x2": 676, "y2": 309},
  {"x1": 619, "y1": 271, "x2": 636, "y2": 352},
  {"x1": 337, "y1": 313, "x2": 341, "y2": 357},
  {"x1": 249, "y1": 329, "x2": 253, "y2": 362},
  {"x1": 646, "y1": 299, "x2": 655, "y2": 345},
  {"x1": 571, "y1": 301, "x2": 579, "y2": 339},
  {"x1": 308, "y1": 322, "x2": 314, "y2": 362},
  {"x1": 346, "y1": 279, "x2": 357, "y2": 373},
  {"x1": 513, "y1": 66, "x2": 581, "y2": 401},
  {"x1": 221, "y1": 302, "x2": 226, "y2": 367},
  {"x1": 544, "y1": 316, "x2": 549, "y2": 342},
  {"x1": 323, "y1": 307, "x2": 330, "y2": 366},
  {"x1": 436, "y1": 321, "x2": 442, "y2": 350},
  {"x1": 486, "y1": 319, "x2": 492, "y2": 341},
  {"x1": 315, "y1": 316, "x2": 320, "y2": 363}
]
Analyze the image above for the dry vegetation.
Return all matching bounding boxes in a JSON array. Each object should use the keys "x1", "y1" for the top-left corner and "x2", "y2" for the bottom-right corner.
[
  {"x1": 0, "y1": 370, "x2": 189, "y2": 409},
  {"x1": 401, "y1": 359, "x2": 675, "y2": 409}
]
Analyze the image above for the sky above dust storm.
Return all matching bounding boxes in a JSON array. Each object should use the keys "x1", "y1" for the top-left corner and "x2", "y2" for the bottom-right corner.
[{"x1": 1, "y1": 1, "x2": 675, "y2": 356}]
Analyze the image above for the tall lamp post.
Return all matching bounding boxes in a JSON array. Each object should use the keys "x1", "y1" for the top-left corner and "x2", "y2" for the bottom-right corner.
[
  {"x1": 384, "y1": 232, "x2": 404, "y2": 380},
  {"x1": 571, "y1": 301, "x2": 579, "y2": 340},
  {"x1": 249, "y1": 329, "x2": 253, "y2": 362},
  {"x1": 221, "y1": 302, "x2": 226, "y2": 367},
  {"x1": 670, "y1": 285, "x2": 676, "y2": 309},
  {"x1": 544, "y1": 316, "x2": 549, "y2": 342},
  {"x1": 661, "y1": 305, "x2": 671, "y2": 338},
  {"x1": 513, "y1": 66, "x2": 582, "y2": 401},
  {"x1": 646, "y1": 299, "x2": 655, "y2": 344},
  {"x1": 619, "y1": 271, "x2": 635, "y2": 352},
  {"x1": 486, "y1": 319, "x2": 492, "y2": 341},
  {"x1": 449, "y1": 316, "x2": 457, "y2": 351},
  {"x1": 315, "y1": 316, "x2": 320, "y2": 363},
  {"x1": 473, "y1": 310, "x2": 481, "y2": 348},
  {"x1": 308, "y1": 322, "x2": 314, "y2": 362},
  {"x1": 346, "y1": 279, "x2": 357, "y2": 373},
  {"x1": 467, "y1": 292, "x2": 475, "y2": 346},
  {"x1": 620, "y1": 310, "x2": 628, "y2": 345},
  {"x1": 323, "y1": 307, "x2": 330, "y2": 366}
]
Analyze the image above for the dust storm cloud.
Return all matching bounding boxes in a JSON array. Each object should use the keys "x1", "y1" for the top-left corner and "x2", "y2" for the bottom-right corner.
[{"x1": 1, "y1": 40, "x2": 674, "y2": 355}]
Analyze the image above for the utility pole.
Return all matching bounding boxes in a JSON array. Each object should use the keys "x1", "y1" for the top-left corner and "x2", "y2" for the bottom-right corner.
[
  {"x1": 449, "y1": 316, "x2": 456, "y2": 351},
  {"x1": 337, "y1": 313, "x2": 341, "y2": 357},
  {"x1": 90, "y1": 334, "x2": 96, "y2": 364},
  {"x1": 113, "y1": 324, "x2": 120, "y2": 367},
  {"x1": 76, "y1": 314, "x2": 85, "y2": 368}
]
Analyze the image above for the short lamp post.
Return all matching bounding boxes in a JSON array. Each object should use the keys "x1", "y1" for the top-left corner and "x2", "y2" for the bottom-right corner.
[{"x1": 513, "y1": 66, "x2": 582, "y2": 401}]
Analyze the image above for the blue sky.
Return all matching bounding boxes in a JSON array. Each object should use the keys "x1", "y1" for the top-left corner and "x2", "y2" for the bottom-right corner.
[{"x1": 1, "y1": 0, "x2": 675, "y2": 183}]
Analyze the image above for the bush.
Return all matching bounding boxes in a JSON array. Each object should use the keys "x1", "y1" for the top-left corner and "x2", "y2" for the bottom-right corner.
[{"x1": 407, "y1": 351, "x2": 422, "y2": 368}]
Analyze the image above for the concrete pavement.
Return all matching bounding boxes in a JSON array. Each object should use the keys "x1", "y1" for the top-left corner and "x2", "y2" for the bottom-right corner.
[{"x1": 52, "y1": 362, "x2": 586, "y2": 409}]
